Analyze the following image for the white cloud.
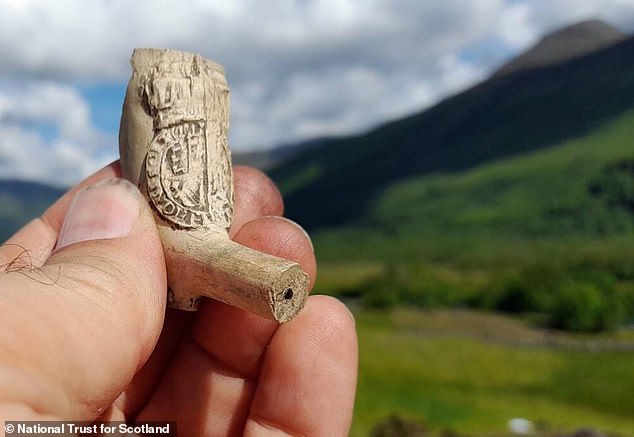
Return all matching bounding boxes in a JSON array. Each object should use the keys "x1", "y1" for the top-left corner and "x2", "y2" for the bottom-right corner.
[
  {"x1": 0, "y1": 82, "x2": 116, "y2": 185},
  {"x1": 0, "y1": 0, "x2": 633, "y2": 183},
  {"x1": 497, "y1": 2, "x2": 537, "y2": 48}
]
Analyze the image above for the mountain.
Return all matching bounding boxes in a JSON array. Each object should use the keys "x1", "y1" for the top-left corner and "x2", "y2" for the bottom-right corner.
[
  {"x1": 0, "y1": 180, "x2": 63, "y2": 241},
  {"x1": 312, "y1": 109, "x2": 634, "y2": 263},
  {"x1": 270, "y1": 24, "x2": 634, "y2": 230},
  {"x1": 232, "y1": 137, "x2": 332, "y2": 170},
  {"x1": 494, "y1": 19, "x2": 627, "y2": 77},
  {"x1": 240, "y1": 21, "x2": 627, "y2": 172}
]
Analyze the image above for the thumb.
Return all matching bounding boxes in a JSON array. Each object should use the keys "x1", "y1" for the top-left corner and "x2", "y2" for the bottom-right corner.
[{"x1": 0, "y1": 179, "x2": 166, "y2": 420}]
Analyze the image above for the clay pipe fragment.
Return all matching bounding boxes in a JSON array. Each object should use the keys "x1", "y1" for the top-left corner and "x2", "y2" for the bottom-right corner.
[{"x1": 118, "y1": 49, "x2": 309, "y2": 323}]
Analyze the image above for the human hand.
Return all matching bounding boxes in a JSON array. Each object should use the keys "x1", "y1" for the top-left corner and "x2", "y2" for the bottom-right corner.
[{"x1": 0, "y1": 161, "x2": 357, "y2": 436}]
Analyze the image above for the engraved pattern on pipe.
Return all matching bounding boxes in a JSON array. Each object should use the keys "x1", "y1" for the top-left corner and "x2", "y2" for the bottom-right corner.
[{"x1": 139, "y1": 56, "x2": 232, "y2": 229}]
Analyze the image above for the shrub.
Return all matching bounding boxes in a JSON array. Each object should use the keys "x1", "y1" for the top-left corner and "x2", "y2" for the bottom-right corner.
[
  {"x1": 359, "y1": 263, "x2": 476, "y2": 310},
  {"x1": 621, "y1": 286, "x2": 634, "y2": 322},
  {"x1": 488, "y1": 263, "x2": 563, "y2": 313},
  {"x1": 358, "y1": 260, "x2": 631, "y2": 332},
  {"x1": 363, "y1": 286, "x2": 399, "y2": 309},
  {"x1": 549, "y1": 281, "x2": 624, "y2": 332},
  {"x1": 494, "y1": 276, "x2": 538, "y2": 313},
  {"x1": 370, "y1": 414, "x2": 426, "y2": 437},
  {"x1": 588, "y1": 158, "x2": 634, "y2": 212}
]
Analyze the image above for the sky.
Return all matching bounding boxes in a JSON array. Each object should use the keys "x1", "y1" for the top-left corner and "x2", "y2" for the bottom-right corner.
[{"x1": 0, "y1": 0, "x2": 633, "y2": 186}]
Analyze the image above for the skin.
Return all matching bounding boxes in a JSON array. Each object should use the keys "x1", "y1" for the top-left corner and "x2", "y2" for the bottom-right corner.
[{"x1": 0, "y1": 162, "x2": 358, "y2": 437}]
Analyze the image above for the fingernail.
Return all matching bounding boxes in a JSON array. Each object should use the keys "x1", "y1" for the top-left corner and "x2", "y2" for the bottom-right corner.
[{"x1": 56, "y1": 178, "x2": 142, "y2": 250}]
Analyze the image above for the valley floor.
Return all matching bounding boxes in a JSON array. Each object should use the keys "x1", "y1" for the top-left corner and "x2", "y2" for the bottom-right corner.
[{"x1": 351, "y1": 307, "x2": 634, "y2": 437}]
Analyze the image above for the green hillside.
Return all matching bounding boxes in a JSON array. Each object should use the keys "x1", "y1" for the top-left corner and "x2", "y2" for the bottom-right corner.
[
  {"x1": 311, "y1": 108, "x2": 634, "y2": 337},
  {"x1": 314, "y1": 109, "x2": 634, "y2": 265},
  {"x1": 272, "y1": 36, "x2": 634, "y2": 229}
]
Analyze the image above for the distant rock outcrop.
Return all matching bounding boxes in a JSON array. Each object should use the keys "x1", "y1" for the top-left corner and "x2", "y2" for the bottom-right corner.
[{"x1": 494, "y1": 19, "x2": 627, "y2": 77}]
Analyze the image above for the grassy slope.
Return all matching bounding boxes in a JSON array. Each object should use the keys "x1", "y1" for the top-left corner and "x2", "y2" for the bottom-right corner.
[
  {"x1": 313, "y1": 109, "x2": 634, "y2": 279},
  {"x1": 314, "y1": 110, "x2": 634, "y2": 435},
  {"x1": 273, "y1": 37, "x2": 634, "y2": 229},
  {"x1": 352, "y1": 308, "x2": 634, "y2": 436}
]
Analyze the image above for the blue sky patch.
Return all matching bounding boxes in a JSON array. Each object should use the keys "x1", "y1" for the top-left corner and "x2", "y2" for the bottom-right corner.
[{"x1": 77, "y1": 82, "x2": 127, "y2": 136}]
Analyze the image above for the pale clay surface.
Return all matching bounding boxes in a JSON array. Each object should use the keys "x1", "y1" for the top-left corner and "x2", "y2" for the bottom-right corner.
[{"x1": 119, "y1": 49, "x2": 309, "y2": 323}]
